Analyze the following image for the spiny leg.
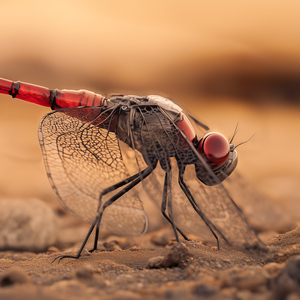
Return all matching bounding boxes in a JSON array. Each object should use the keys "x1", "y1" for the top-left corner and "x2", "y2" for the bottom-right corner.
[
  {"x1": 52, "y1": 214, "x2": 100, "y2": 263},
  {"x1": 161, "y1": 169, "x2": 180, "y2": 242},
  {"x1": 178, "y1": 172, "x2": 229, "y2": 249},
  {"x1": 129, "y1": 107, "x2": 188, "y2": 240},
  {"x1": 157, "y1": 108, "x2": 225, "y2": 248},
  {"x1": 90, "y1": 169, "x2": 151, "y2": 253},
  {"x1": 134, "y1": 106, "x2": 188, "y2": 240},
  {"x1": 54, "y1": 166, "x2": 153, "y2": 262},
  {"x1": 160, "y1": 171, "x2": 189, "y2": 241}
]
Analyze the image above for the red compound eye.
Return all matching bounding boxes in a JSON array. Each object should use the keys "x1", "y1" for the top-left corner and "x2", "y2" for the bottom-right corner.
[{"x1": 198, "y1": 132, "x2": 230, "y2": 169}]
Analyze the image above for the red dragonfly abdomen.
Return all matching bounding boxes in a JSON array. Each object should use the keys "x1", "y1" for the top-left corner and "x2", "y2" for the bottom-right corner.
[{"x1": 0, "y1": 78, "x2": 107, "y2": 109}]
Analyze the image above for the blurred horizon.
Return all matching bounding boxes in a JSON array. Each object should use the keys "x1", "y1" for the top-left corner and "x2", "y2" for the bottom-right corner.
[{"x1": 0, "y1": 0, "x2": 300, "y2": 102}]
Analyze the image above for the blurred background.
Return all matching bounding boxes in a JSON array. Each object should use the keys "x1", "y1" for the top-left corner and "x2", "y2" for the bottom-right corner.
[{"x1": 0, "y1": 0, "x2": 299, "y2": 243}]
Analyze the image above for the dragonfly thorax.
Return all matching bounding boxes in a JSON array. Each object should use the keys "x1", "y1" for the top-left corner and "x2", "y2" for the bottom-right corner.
[{"x1": 110, "y1": 96, "x2": 238, "y2": 185}]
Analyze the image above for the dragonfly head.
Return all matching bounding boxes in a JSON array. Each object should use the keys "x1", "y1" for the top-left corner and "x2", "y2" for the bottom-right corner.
[{"x1": 195, "y1": 132, "x2": 238, "y2": 185}]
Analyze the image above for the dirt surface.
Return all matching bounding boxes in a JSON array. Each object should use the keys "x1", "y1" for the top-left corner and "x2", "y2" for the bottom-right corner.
[
  {"x1": 0, "y1": 174, "x2": 299, "y2": 300},
  {"x1": 0, "y1": 226, "x2": 299, "y2": 300}
]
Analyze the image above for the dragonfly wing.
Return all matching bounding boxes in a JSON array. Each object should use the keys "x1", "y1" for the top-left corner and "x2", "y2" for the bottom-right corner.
[
  {"x1": 177, "y1": 162, "x2": 262, "y2": 249},
  {"x1": 138, "y1": 106, "x2": 262, "y2": 249},
  {"x1": 142, "y1": 155, "x2": 261, "y2": 249},
  {"x1": 38, "y1": 106, "x2": 147, "y2": 236}
]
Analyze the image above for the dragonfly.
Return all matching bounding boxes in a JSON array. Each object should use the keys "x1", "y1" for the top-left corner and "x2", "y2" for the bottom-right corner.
[{"x1": 0, "y1": 77, "x2": 264, "y2": 261}]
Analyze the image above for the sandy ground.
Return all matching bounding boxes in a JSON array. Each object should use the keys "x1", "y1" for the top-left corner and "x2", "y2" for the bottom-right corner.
[
  {"x1": 0, "y1": 226, "x2": 299, "y2": 300},
  {"x1": 0, "y1": 1, "x2": 300, "y2": 299}
]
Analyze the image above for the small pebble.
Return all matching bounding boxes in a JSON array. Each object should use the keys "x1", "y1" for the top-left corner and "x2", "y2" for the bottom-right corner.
[
  {"x1": 0, "y1": 198, "x2": 57, "y2": 252},
  {"x1": 272, "y1": 255, "x2": 300, "y2": 299},
  {"x1": 103, "y1": 241, "x2": 122, "y2": 251},
  {"x1": 184, "y1": 263, "x2": 199, "y2": 278},
  {"x1": 129, "y1": 245, "x2": 141, "y2": 251},
  {"x1": 218, "y1": 266, "x2": 268, "y2": 292},
  {"x1": 83, "y1": 249, "x2": 91, "y2": 256},
  {"x1": 264, "y1": 262, "x2": 284, "y2": 277},
  {"x1": 274, "y1": 244, "x2": 300, "y2": 263},
  {"x1": 75, "y1": 264, "x2": 95, "y2": 280},
  {"x1": 162, "y1": 243, "x2": 190, "y2": 267},
  {"x1": 193, "y1": 284, "x2": 217, "y2": 297},
  {"x1": 0, "y1": 268, "x2": 30, "y2": 286},
  {"x1": 165, "y1": 239, "x2": 178, "y2": 247},
  {"x1": 47, "y1": 246, "x2": 60, "y2": 253},
  {"x1": 147, "y1": 243, "x2": 190, "y2": 269},
  {"x1": 235, "y1": 274, "x2": 267, "y2": 292},
  {"x1": 147, "y1": 256, "x2": 165, "y2": 269},
  {"x1": 151, "y1": 233, "x2": 172, "y2": 247}
]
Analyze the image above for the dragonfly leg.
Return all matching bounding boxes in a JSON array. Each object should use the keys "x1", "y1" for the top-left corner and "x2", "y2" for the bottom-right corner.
[
  {"x1": 93, "y1": 166, "x2": 153, "y2": 247},
  {"x1": 54, "y1": 166, "x2": 153, "y2": 262},
  {"x1": 160, "y1": 171, "x2": 189, "y2": 241},
  {"x1": 52, "y1": 215, "x2": 100, "y2": 263},
  {"x1": 92, "y1": 219, "x2": 100, "y2": 253},
  {"x1": 178, "y1": 173, "x2": 229, "y2": 249},
  {"x1": 161, "y1": 169, "x2": 181, "y2": 243},
  {"x1": 90, "y1": 170, "x2": 150, "y2": 253}
]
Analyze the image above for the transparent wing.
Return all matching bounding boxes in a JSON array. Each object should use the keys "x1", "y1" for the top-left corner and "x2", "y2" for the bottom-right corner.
[
  {"x1": 177, "y1": 163, "x2": 261, "y2": 248},
  {"x1": 38, "y1": 106, "x2": 147, "y2": 236},
  {"x1": 137, "y1": 106, "x2": 262, "y2": 249}
]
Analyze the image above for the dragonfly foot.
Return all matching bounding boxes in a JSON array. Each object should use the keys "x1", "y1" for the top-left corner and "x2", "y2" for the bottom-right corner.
[
  {"x1": 88, "y1": 248, "x2": 97, "y2": 253},
  {"x1": 51, "y1": 254, "x2": 80, "y2": 263}
]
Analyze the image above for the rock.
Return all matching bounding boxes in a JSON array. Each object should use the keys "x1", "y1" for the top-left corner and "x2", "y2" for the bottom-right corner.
[
  {"x1": 150, "y1": 230, "x2": 174, "y2": 246},
  {"x1": 268, "y1": 226, "x2": 300, "y2": 262},
  {"x1": 192, "y1": 284, "x2": 218, "y2": 297},
  {"x1": 235, "y1": 274, "x2": 267, "y2": 292},
  {"x1": 272, "y1": 255, "x2": 300, "y2": 299},
  {"x1": 286, "y1": 293, "x2": 300, "y2": 300},
  {"x1": 268, "y1": 226, "x2": 300, "y2": 248},
  {"x1": 274, "y1": 245, "x2": 300, "y2": 263},
  {"x1": 0, "y1": 268, "x2": 30, "y2": 286},
  {"x1": 129, "y1": 245, "x2": 141, "y2": 251},
  {"x1": 218, "y1": 266, "x2": 268, "y2": 292},
  {"x1": 147, "y1": 256, "x2": 165, "y2": 269},
  {"x1": 0, "y1": 198, "x2": 57, "y2": 252},
  {"x1": 103, "y1": 240, "x2": 122, "y2": 251},
  {"x1": 162, "y1": 243, "x2": 190, "y2": 267},
  {"x1": 47, "y1": 246, "x2": 60, "y2": 253},
  {"x1": 147, "y1": 243, "x2": 190, "y2": 269},
  {"x1": 75, "y1": 264, "x2": 95, "y2": 280},
  {"x1": 263, "y1": 262, "x2": 285, "y2": 277},
  {"x1": 184, "y1": 263, "x2": 199, "y2": 278}
]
